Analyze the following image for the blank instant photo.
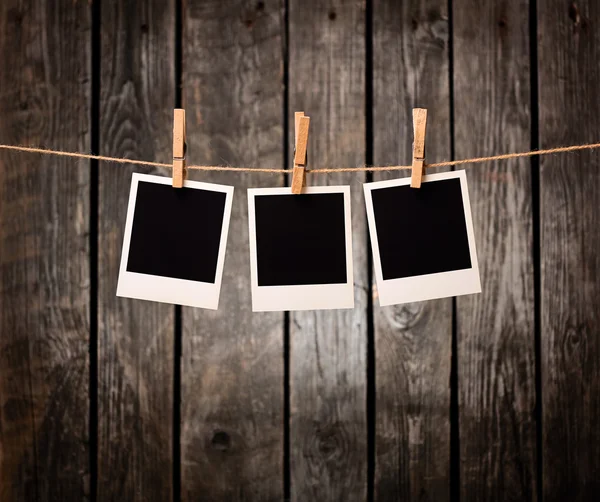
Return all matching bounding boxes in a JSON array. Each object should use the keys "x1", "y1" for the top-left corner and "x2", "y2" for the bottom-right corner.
[
  {"x1": 363, "y1": 170, "x2": 481, "y2": 306},
  {"x1": 247, "y1": 186, "x2": 354, "y2": 312},
  {"x1": 117, "y1": 173, "x2": 234, "y2": 309}
]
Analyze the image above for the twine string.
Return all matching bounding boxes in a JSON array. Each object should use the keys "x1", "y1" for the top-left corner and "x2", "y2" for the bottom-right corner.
[{"x1": 1, "y1": 142, "x2": 599, "y2": 174}]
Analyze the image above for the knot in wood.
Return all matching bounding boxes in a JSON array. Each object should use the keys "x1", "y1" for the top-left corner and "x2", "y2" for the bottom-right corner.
[
  {"x1": 385, "y1": 303, "x2": 425, "y2": 331},
  {"x1": 312, "y1": 422, "x2": 347, "y2": 461},
  {"x1": 563, "y1": 324, "x2": 588, "y2": 368},
  {"x1": 211, "y1": 430, "x2": 231, "y2": 451}
]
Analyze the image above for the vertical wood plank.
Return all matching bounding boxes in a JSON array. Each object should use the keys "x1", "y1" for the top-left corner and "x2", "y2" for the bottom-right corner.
[
  {"x1": 97, "y1": 1, "x2": 175, "y2": 500},
  {"x1": 288, "y1": 1, "x2": 367, "y2": 500},
  {"x1": 538, "y1": 2, "x2": 600, "y2": 499},
  {"x1": 0, "y1": 1, "x2": 91, "y2": 500},
  {"x1": 453, "y1": 1, "x2": 537, "y2": 500},
  {"x1": 372, "y1": 1, "x2": 452, "y2": 500},
  {"x1": 180, "y1": 1, "x2": 285, "y2": 499}
]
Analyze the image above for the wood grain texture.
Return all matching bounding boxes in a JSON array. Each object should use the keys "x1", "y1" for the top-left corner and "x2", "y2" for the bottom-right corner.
[
  {"x1": 288, "y1": 1, "x2": 367, "y2": 499},
  {"x1": 0, "y1": 1, "x2": 91, "y2": 500},
  {"x1": 180, "y1": 1, "x2": 284, "y2": 500},
  {"x1": 372, "y1": 1, "x2": 452, "y2": 499},
  {"x1": 453, "y1": 1, "x2": 537, "y2": 500},
  {"x1": 538, "y1": 1, "x2": 600, "y2": 499},
  {"x1": 97, "y1": 1, "x2": 175, "y2": 500}
]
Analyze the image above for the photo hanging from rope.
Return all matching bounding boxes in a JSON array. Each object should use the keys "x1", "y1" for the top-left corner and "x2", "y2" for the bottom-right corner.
[
  {"x1": 363, "y1": 170, "x2": 481, "y2": 306},
  {"x1": 247, "y1": 185, "x2": 354, "y2": 312},
  {"x1": 117, "y1": 173, "x2": 234, "y2": 309}
]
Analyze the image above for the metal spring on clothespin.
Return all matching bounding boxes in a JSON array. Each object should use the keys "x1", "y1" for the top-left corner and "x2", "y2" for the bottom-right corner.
[
  {"x1": 291, "y1": 111, "x2": 310, "y2": 194},
  {"x1": 410, "y1": 108, "x2": 428, "y2": 188},
  {"x1": 172, "y1": 108, "x2": 187, "y2": 188}
]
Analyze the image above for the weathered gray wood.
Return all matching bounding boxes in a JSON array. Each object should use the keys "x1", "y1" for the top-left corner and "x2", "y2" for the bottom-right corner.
[
  {"x1": 180, "y1": 1, "x2": 284, "y2": 499},
  {"x1": 538, "y1": 2, "x2": 600, "y2": 499},
  {"x1": 97, "y1": 1, "x2": 175, "y2": 500},
  {"x1": 288, "y1": 1, "x2": 367, "y2": 500},
  {"x1": 453, "y1": 1, "x2": 537, "y2": 500},
  {"x1": 372, "y1": 1, "x2": 452, "y2": 500},
  {"x1": 0, "y1": 1, "x2": 91, "y2": 500}
]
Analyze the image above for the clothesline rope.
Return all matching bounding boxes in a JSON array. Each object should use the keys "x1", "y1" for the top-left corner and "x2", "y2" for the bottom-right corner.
[{"x1": 0, "y1": 142, "x2": 599, "y2": 174}]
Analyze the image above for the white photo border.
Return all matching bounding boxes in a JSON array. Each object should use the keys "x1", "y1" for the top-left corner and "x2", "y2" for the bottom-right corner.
[
  {"x1": 116, "y1": 173, "x2": 234, "y2": 310},
  {"x1": 247, "y1": 186, "x2": 355, "y2": 312},
  {"x1": 363, "y1": 170, "x2": 481, "y2": 306}
]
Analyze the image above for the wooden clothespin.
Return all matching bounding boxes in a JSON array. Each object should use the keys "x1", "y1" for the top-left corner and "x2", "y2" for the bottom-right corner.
[
  {"x1": 410, "y1": 108, "x2": 428, "y2": 188},
  {"x1": 291, "y1": 111, "x2": 310, "y2": 194},
  {"x1": 172, "y1": 108, "x2": 186, "y2": 188}
]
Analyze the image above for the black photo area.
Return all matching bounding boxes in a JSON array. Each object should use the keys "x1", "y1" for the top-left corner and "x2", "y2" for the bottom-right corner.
[
  {"x1": 371, "y1": 178, "x2": 472, "y2": 280},
  {"x1": 254, "y1": 193, "x2": 347, "y2": 286},
  {"x1": 127, "y1": 181, "x2": 226, "y2": 283}
]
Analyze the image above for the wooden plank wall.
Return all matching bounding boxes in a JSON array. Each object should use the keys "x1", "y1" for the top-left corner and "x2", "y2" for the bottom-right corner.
[
  {"x1": 98, "y1": 1, "x2": 175, "y2": 500},
  {"x1": 0, "y1": 1, "x2": 91, "y2": 500},
  {"x1": 453, "y1": 1, "x2": 538, "y2": 500},
  {"x1": 0, "y1": 0, "x2": 599, "y2": 501},
  {"x1": 180, "y1": 1, "x2": 284, "y2": 500},
  {"x1": 372, "y1": 2, "x2": 452, "y2": 500},
  {"x1": 538, "y1": 1, "x2": 600, "y2": 500},
  {"x1": 288, "y1": 1, "x2": 368, "y2": 500}
]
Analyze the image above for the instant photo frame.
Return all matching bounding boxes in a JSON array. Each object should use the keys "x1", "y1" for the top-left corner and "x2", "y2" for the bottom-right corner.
[
  {"x1": 247, "y1": 186, "x2": 354, "y2": 312},
  {"x1": 117, "y1": 173, "x2": 234, "y2": 309},
  {"x1": 364, "y1": 170, "x2": 481, "y2": 306}
]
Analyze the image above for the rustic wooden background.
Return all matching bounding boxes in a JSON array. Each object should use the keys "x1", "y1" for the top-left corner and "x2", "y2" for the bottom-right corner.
[{"x1": 0, "y1": 0, "x2": 599, "y2": 500}]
